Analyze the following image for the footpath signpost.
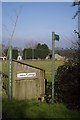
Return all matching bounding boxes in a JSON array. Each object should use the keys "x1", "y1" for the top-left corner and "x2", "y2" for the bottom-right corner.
[{"x1": 52, "y1": 32, "x2": 59, "y2": 103}]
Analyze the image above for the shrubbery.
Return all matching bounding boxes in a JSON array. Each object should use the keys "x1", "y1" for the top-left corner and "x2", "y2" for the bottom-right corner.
[
  {"x1": 23, "y1": 43, "x2": 49, "y2": 59},
  {"x1": 54, "y1": 60, "x2": 80, "y2": 110},
  {"x1": 2, "y1": 98, "x2": 80, "y2": 118}
]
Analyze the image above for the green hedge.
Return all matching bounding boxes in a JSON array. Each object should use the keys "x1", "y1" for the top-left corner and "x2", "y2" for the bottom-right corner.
[{"x1": 54, "y1": 61, "x2": 80, "y2": 110}]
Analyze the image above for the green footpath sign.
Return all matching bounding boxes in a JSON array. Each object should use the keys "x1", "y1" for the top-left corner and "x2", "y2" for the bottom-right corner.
[
  {"x1": 54, "y1": 34, "x2": 59, "y2": 41},
  {"x1": 52, "y1": 33, "x2": 59, "y2": 41}
]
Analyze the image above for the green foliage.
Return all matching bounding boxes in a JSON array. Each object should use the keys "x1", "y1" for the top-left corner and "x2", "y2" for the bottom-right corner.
[
  {"x1": 36, "y1": 43, "x2": 49, "y2": 59},
  {"x1": 2, "y1": 59, "x2": 80, "y2": 118},
  {"x1": 23, "y1": 43, "x2": 49, "y2": 59},
  {"x1": 2, "y1": 61, "x2": 8, "y2": 75},
  {"x1": 12, "y1": 49, "x2": 18, "y2": 59},
  {"x1": 2, "y1": 98, "x2": 80, "y2": 119},
  {"x1": 54, "y1": 61, "x2": 80, "y2": 110},
  {"x1": 23, "y1": 48, "x2": 32, "y2": 59},
  {"x1": 2, "y1": 48, "x2": 18, "y2": 59}
]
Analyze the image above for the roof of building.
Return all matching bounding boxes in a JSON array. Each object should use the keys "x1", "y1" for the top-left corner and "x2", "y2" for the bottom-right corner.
[
  {"x1": 12, "y1": 59, "x2": 45, "y2": 72},
  {"x1": 55, "y1": 54, "x2": 65, "y2": 59}
]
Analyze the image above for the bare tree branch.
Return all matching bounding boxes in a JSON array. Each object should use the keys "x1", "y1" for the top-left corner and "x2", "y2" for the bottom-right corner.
[{"x1": 25, "y1": 40, "x2": 38, "y2": 49}]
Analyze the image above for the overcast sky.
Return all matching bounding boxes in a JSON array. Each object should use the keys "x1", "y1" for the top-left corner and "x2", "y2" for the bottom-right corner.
[{"x1": 2, "y1": 2, "x2": 78, "y2": 49}]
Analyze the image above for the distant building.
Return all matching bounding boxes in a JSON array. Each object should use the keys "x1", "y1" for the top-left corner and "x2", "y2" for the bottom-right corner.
[
  {"x1": 55, "y1": 54, "x2": 65, "y2": 60},
  {"x1": 17, "y1": 55, "x2": 22, "y2": 61},
  {"x1": 0, "y1": 56, "x2": 7, "y2": 61},
  {"x1": 45, "y1": 54, "x2": 52, "y2": 59},
  {"x1": 46, "y1": 54, "x2": 65, "y2": 60}
]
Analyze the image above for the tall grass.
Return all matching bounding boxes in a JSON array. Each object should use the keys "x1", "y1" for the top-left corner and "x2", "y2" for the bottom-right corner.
[
  {"x1": 2, "y1": 60, "x2": 80, "y2": 119},
  {"x1": 2, "y1": 98, "x2": 80, "y2": 119}
]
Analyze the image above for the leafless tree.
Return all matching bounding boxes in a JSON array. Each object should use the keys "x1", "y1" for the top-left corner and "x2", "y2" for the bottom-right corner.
[{"x1": 25, "y1": 40, "x2": 38, "y2": 49}]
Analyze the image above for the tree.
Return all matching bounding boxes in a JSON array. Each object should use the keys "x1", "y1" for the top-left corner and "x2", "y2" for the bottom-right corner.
[
  {"x1": 0, "y1": 43, "x2": 7, "y2": 56},
  {"x1": 23, "y1": 43, "x2": 50, "y2": 60},
  {"x1": 35, "y1": 43, "x2": 49, "y2": 59},
  {"x1": 25, "y1": 40, "x2": 38, "y2": 49},
  {"x1": 12, "y1": 49, "x2": 18, "y2": 59},
  {"x1": 23, "y1": 48, "x2": 32, "y2": 59}
]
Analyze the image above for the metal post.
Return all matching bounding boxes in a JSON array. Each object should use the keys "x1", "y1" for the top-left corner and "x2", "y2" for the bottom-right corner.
[
  {"x1": 52, "y1": 32, "x2": 55, "y2": 103},
  {"x1": 8, "y1": 45, "x2": 12, "y2": 99}
]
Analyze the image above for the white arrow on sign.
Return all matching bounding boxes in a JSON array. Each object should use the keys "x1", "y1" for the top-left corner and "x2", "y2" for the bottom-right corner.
[{"x1": 17, "y1": 72, "x2": 36, "y2": 78}]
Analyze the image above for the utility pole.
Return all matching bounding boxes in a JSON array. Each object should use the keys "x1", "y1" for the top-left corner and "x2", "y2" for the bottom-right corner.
[{"x1": 52, "y1": 32, "x2": 59, "y2": 103}]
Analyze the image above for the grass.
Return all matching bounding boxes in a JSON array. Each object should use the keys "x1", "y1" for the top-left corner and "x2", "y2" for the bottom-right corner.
[
  {"x1": 2, "y1": 61, "x2": 8, "y2": 75},
  {"x1": 2, "y1": 98, "x2": 80, "y2": 118},
  {"x1": 1, "y1": 59, "x2": 64, "y2": 81},
  {"x1": 22, "y1": 59, "x2": 64, "y2": 81},
  {"x1": 2, "y1": 59, "x2": 80, "y2": 118}
]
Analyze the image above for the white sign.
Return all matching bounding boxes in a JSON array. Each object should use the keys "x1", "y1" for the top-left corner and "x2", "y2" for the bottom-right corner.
[{"x1": 17, "y1": 72, "x2": 36, "y2": 78}]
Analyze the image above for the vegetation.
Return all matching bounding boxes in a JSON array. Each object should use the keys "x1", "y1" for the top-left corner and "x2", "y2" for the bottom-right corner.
[
  {"x1": 2, "y1": 98, "x2": 80, "y2": 119},
  {"x1": 2, "y1": 59, "x2": 64, "y2": 81},
  {"x1": 22, "y1": 59, "x2": 64, "y2": 81},
  {"x1": 54, "y1": 59, "x2": 80, "y2": 110},
  {"x1": 55, "y1": 48, "x2": 79, "y2": 59},
  {"x1": 12, "y1": 49, "x2": 18, "y2": 59},
  {"x1": 2, "y1": 59, "x2": 80, "y2": 118},
  {"x1": 2, "y1": 48, "x2": 18, "y2": 59},
  {"x1": 23, "y1": 43, "x2": 49, "y2": 60},
  {"x1": 23, "y1": 48, "x2": 32, "y2": 59},
  {"x1": 2, "y1": 61, "x2": 8, "y2": 75}
]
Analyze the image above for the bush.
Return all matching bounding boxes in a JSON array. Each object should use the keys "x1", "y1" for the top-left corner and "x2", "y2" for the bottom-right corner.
[
  {"x1": 54, "y1": 61, "x2": 80, "y2": 110},
  {"x1": 2, "y1": 98, "x2": 80, "y2": 118},
  {"x1": 12, "y1": 49, "x2": 18, "y2": 59}
]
